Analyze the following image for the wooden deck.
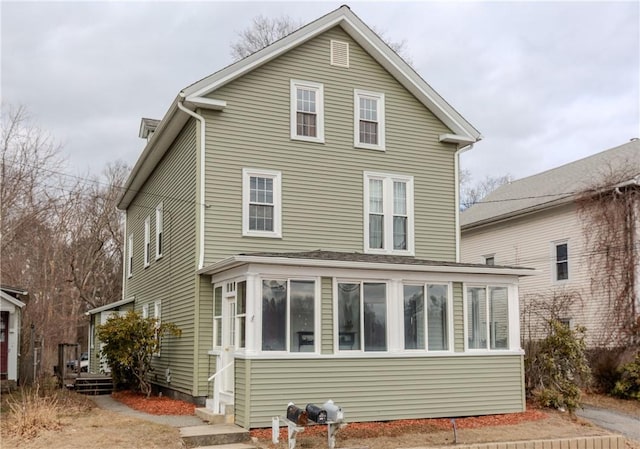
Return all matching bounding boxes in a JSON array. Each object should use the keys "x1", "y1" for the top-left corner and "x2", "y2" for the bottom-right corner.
[{"x1": 64, "y1": 373, "x2": 113, "y2": 395}]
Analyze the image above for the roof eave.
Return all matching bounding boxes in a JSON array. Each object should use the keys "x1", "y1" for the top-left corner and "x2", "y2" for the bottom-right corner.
[
  {"x1": 85, "y1": 297, "x2": 135, "y2": 316},
  {"x1": 198, "y1": 254, "x2": 537, "y2": 277},
  {"x1": 0, "y1": 290, "x2": 26, "y2": 308}
]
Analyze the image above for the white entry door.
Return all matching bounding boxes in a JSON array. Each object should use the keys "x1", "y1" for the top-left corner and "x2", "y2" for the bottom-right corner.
[{"x1": 221, "y1": 295, "x2": 236, "y2": 395}]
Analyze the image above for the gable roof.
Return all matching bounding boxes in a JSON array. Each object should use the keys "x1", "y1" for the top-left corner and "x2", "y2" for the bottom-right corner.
[
  {"x1": 85, "y1": 297, "x2": 135, "y2": 316},
  {"x1": 461, "y1": 139, "x2": 640, "y2": 230},
  {"x1": 117, "y1": 5, "x2": 481, "y2": 210},
  {"x1": 0, "y1": 286, "x2": 27, "y2": 309}
]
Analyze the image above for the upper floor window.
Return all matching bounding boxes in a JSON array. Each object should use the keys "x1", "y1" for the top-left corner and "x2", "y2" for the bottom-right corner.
[
  {"x1": 290, "y1": 80, "x2": 324, "y2": 143},
  {"x1": 337, "y1": 281, "x2": 387, "y2": 352},
  {"x1": 466, "y1": 285, "x2": 510, "y2": 350},
  {"x1": 144, "y1": 216, "x2": 150, "y2": 268},
  {"x1": 403, "y1": 284, "x2": 451, "y2": 351},
  {"x1": 354, "y1": 90, "x2": 385, "y2": 151},
  {"x1": 262, "y1": 279, "x2": 317, "y2": 353},
  {"x1": 483, "y1": 255, "x2": 495, "y2": 266},
  {"x1": 127, "y1": 234, "x2": 133, "y2": 278},
  {"x1": 242, "y1": 168, "x2": 282, "y2": 238},
  {"x1": 364, "y1": 172, "x2": 414, "y2": 255},
  {"x1": 155, "y1": 203, "x2": 163, "y2": 259},
  {"x1": 554, "y1": 242, "x2": 568, "y2": 281}
]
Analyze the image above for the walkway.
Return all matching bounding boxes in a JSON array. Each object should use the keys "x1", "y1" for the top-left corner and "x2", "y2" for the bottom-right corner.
[
  {"x1": 576, "y1": 405, "x2": 640, "y2": 442},
  {"x1": 90, "y1": 394, "x2": 204, "y2": 427}
]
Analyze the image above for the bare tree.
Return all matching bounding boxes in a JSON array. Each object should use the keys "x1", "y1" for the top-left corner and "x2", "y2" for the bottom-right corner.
[
  {"x1": 460, "y1": 169, "x2": 512, "y2": 210},
  {"x1": 230, "y1": 15, "x2": 412, "y2": 64}
]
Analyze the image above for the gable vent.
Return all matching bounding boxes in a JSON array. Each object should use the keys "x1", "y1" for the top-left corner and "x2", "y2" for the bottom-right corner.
[{"x1": 330, "y1": 40, "x2": 349, "y2": 68}]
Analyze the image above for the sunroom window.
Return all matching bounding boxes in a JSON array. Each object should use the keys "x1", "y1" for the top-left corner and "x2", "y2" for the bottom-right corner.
[
  {"x1": 466, "y1": 286, "x2": 509, "y2": 350},
  {"x1": 403, "y1": 284, "x2": 450, "y2": 351},
  {"x1": 337, "y1": 282, "x2": 387, "y2": 352},
  {"x1": 261, "y1": 279, "x2": 316, "y2": 352}
]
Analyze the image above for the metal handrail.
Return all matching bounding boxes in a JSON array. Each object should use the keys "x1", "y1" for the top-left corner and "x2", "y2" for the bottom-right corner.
[{"x1": 207, "y1": 361, "x2": 234, "y2": 382}]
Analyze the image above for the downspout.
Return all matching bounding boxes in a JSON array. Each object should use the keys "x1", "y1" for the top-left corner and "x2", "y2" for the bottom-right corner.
[
  {"x1": 122, "y1": 213, "x2": 127, "y2": 299},
  {"x1": 177, "y1": 99, "x2": 207, "y2": 270},
  {"x1": 454, "y1": 143, "x2": 474, "y2": 262}
]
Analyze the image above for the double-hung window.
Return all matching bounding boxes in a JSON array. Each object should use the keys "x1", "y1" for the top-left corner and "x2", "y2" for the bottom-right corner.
[
  {"x1": 354, "y1": 90, "x2": 385, "y2": 150},
  {"x1": 364, "y1": 172, "x2": 414, "y2": 254},
  {"x1": 155, "y1": 203, "x2": 163, "y2": 259},
  {"x1": 127, "y1": 234, "x2": 134, "y2": 278},
  {"x1": 242, "y1": 169, "x2": 282, "y2": 238},
  {"x1": 144, "y1": 216, "x2": 150, "y2": 267},
  {"x1": 336, "y1": 281, "x2": 387, "y2": 352},
  {"x1": 291, "y1": 80, "x2": 324, "y2": 143},
  {"x1": 261, "y1": 279, "x2": 317, "y2": 353},
  {"x1": 153, "y1": 300, "x2": 161, "y2": 356},
  {"x1": 403, "y1": 284, "x2": 451, "y2": 351},
  {"x1": 466, "y1": 285, "x2": 510, "y2": 350},
  {"x1": 554, "y1": 242, "x2": 569, "y2": 281}
]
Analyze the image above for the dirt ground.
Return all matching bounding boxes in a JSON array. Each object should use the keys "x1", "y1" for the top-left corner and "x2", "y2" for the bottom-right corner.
[{"x1": 1, "y1": 390, "x2": 638, "y2": 449}]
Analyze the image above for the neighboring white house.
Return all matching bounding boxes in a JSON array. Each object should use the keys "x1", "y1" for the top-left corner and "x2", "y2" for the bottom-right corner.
[
  {"x1": 0, "y1": 285, "x2": 27, "y2": 383},
  {"x1": 461, "y1": 140, "x2": 640, "y2": 347}
]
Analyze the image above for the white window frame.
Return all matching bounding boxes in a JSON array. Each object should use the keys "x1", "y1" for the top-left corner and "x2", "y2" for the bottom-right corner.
[
  {"x1": 144, "y1": 216, "x2": 150, "y2": 268},
  {"x1": 483, "y1": 254, "x2": 495, "y2": 266},
  {"x1": 155, "y1": 202, "x2": 163, "y2": 260},
  {"x1": 463, "y1": 283, "x2": 519, "y2": 352},
  {"x1": 142, "y1": 303, "x2": 149, "y2": 319},
  {"x1": 213, "y1": 285, "x2": 223, "y2": 349},
  {"x1": 242, "y1": 168, "x2": 282, "y2": 238},
  {"x1": 401, "y1": 282, "x2": 454, "y2": 353},
  {"x1": 552, "y1": 240, "x2": 569, "y2": 282},
  {"x1": 290, "y1": 80, "x2": 324, "y2": 143},
  {"x1": 354, "y1": 89, "x2": 385, "y2": 151},
  {"x1": 334, "y1": 279, "x2": 389, "y2": 353},
  {"x1": 257, "y1": 277, "x2": 321, "y2": 355},
  {"x1": 153, "y1": 300, "x2": 161, "y2": 356},
  {"x1": 127, "y1": 233, "x2": 133, "y2": 278},
  {"x1": 363, "y1": 171, "x2": 414, "y2": 255}
]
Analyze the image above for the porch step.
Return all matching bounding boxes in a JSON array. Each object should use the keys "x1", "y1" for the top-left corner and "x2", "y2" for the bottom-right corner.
[
  {"x1": 180, "y1": 424, "x2": 250, "y2": 448},
  {"x1": 195, "y1": 407, "x2": 234, "y2": 424},
  {"x1": 73, "y1": 375, "x2": 113, "y2": 395}
]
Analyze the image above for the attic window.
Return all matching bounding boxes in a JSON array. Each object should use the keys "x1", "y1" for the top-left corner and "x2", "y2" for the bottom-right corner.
[{"x1": 331, "y1": 40, "x2": 349, "y2": 68}]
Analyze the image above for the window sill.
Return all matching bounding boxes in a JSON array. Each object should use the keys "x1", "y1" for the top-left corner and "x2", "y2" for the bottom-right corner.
[
  {"x1": 155, "y1": 255, "x2": 163, "y2": 261},
  {"x1": 364, "y1": 248, "x2": 415, "y2": 257},
  {"x1": 291, "y1": 135, "x2": 325, "y2": 144},
  {"x1": 355, "y1": 143, "x2": 385, "y2": 152},
  {"x1": 242, "y1": 231, "x2": 282, "y2": 239}
]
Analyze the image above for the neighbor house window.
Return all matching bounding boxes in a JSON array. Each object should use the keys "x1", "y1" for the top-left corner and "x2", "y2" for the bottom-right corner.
[
  {"x1": 155, "y1": 203, "x2": 163, "y2": 259},
  {"x1": 403, "y1": 284, "x2": 450, "y2": 351},
  {"x1": 261, "y1": 279, "x2": 316, "y2": 352},
  {"x1": 337, "y1": 281, "x2": 387, "y2": 352},
  {"x1": 291, "y1": 80, "x2": 324, "y2": 143},
  {"x1": 242, "y1": 168, "x2": 282, "y2": 238},
  {"x1": 127, "y1": 234, "x2": 133, "y2": 278},
  {"x1": 484, "y1": 255, "x2": 495, "y2": 266},
  {"x1": 554, "y1": 242, "x2": 568, "y2": 281},
  {"x1": 354, "y1": 90, "x2": 385, "y2": 150},
  {"x1": 466, "y1": 286, "x2": 509, "y2": 350},
  {"x1": 364, "y1": 172, "x2": 414, "y2": 254},
  {"x1": 144, "y1": 216, "x2": 150, "y2": 267}
]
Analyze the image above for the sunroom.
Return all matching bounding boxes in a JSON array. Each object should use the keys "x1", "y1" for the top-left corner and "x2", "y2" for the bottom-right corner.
[{"x1": 198, "y1": 250, "x2": 534, "y2": 428}]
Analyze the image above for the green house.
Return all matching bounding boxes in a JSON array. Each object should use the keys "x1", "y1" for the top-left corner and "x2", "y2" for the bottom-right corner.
[{"x1": 99, "y1": 6, "x2": 534, "y2": 428}]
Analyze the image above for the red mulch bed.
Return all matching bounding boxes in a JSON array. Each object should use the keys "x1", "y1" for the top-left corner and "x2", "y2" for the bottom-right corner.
[
  {"x1": 111, "y1": 391, "x2": 196, "y2": 415},
  {"x1": 250, "y1": 408, "x2": 548, "y2": 441}
]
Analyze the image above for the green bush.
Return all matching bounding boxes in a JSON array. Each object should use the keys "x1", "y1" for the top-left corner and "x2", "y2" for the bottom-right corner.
[
  {"x1": 97, "y1": 311, "x2": 181, "y2": 397},
  {"x1": 587, "y1": 347, "x2": 625, "y2": 394},
  {"x1": 526, "y1": 320, "x2": 591, "y2": 412},
  {"x1": 612, "y1": 353, "x2": 640, "y2": 400}
]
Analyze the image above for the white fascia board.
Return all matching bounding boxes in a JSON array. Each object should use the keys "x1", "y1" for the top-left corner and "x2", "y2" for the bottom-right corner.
[
  {"x1": 85, "y1": 297, "x2": 135, "y2": 316},
  {"x1": 184, "y1": 96, "x2": 227, "y2": 110},
  {"x1": 198, "y1": 255, "x2": 537, "y2": 277},
  {"x1": 439, "y1": 134, "x2": 477, "y2": 146},
  {"x1": 0, "y1": 290, "x2": 26, "y2": 308}
]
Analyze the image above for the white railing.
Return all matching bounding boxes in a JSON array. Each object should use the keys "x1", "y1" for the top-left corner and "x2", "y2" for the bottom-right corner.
[{"x1": 207, "y1": 361, "x2": 233, "y2": 382}]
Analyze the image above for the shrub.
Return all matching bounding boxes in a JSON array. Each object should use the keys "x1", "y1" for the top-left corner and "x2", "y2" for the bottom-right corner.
[
  {"x1": 587, "y1": 347, "x2": 626, "y2": 394},
  {"x1": 97, "y1": 311, "x2": 181, "y2": 397},
  {"x1": 612, "y1": 352, "x2": 640, "y2": 400},
  {"x1": 526, "y1": 320, "x2": 591, "y2": 412}
]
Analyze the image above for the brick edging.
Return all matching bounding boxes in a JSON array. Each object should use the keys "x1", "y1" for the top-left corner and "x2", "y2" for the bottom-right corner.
[{"x1": 422, "y1": 435, "x2": 626, "y2": 449}]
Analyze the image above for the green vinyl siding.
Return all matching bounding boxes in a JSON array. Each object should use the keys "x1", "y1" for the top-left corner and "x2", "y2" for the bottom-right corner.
[
  {"x1": 124, "y1": 120, "x2": 198, "y2": 396},
  {"x1": 195, "y1": 275, "x2": 213, "y2": 396},
  {"x1": 321, "y1": 277, "x2": 333, "y2": 354},
  {"x1": 235, "y1": 358, "x2": 250, "y2": 429},
  {"x1": 237, "y1": 355, "x2": 524, "y2": 428},
  {"x1": 453, "y1": 282, "x2": 464, "y2": 352},
  {"x1": 202, "y1": 26, "x2": 457, "y2": 265}
]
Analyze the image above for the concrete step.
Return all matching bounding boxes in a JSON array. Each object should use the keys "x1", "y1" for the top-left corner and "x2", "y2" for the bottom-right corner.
[
  {"x1": 195, "y1": 407, "x2": 233, "y2": 424},
  {"x1": 180, "y1": 424, "x2": 250, "y2": 448}
]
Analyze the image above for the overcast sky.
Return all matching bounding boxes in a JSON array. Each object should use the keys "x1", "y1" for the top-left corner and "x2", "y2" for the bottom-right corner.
[{"x1": 2, "y1": 1, "x2": 638, "y2": 185}]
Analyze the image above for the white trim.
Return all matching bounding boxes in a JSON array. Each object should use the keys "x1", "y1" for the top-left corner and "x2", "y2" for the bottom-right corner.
[
  {"x1": 86, "y1": 297, "x2": 135, "y2": 315},
  {"x1": 155, "y1": 202, "x2": 163, "y2": 260},
  {"x1": 551, "y1": 239, "x2": 569, "y2": 283},
  {"x1": 184, "y1": 96, "x2": 226, "y2": 110},
  {"x1": 290, "y1": 79, "x2": 325, "y2": 143},
  {"x1": 127, "y1": 233, "x2": 134, "y2": 278},
  {"x1": 330, "y1": 39, "x2": 349, "y2": 67},
  {"x1": 234, "y1": 349, "x2": 525, "y2": 360},
  {"x1": 144, "y1": 216, "x2": 151, "y2": 268},
  {"x1": 142, "y1": 303, "x2": 149, "y2": 319},
  {"x1": 363, "y1": 171, "x2": 414, "y2": 255},
  {"x1": 242, "y1": 168, "x2": 282, "y2": 238},
  {"x1": 354, "y1": 89, "x2": 385, "y2": 151},
  {"x1": 0, "y1": 290, "x2": 26, "y2": 309},
  {"x1": 439, "y1": 134, "x2": 476, "y2": 145}
]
